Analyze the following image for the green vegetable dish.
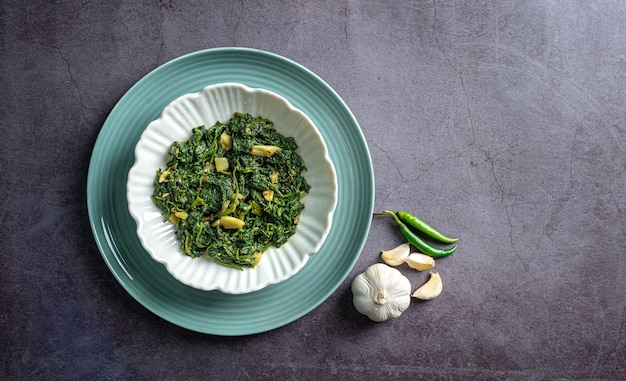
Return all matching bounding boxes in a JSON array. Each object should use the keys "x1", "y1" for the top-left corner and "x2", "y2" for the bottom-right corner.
[{"x1": 153, "y1": 112, "x2": 310, "y2": 269}]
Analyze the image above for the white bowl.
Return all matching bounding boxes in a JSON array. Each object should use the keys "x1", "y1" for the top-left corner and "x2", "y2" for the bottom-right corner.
[{"x1": 127, "y1": 83, "x2": 337, "y2": 294}]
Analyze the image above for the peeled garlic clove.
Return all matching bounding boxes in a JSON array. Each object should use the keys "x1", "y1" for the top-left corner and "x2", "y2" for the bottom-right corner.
[
  {"x1": 412, "y1": 272, "x2": 442, "y2": 300},
  {"x1": 381, "y1": 242, "x2": 410, "y2": 266},
  {"x1": 405, "y1": 253, "x2": 435, "y2": 271}
]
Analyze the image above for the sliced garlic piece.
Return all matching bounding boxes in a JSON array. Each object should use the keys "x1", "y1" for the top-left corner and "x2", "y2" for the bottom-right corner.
[
  {"x1": 220, "y1": 131, "x2": 233, "y2": 150},
  {"x1": 381, "y1": 242, "x2": 410, "y2": 266},
  {"x1": 252, "y1": 252, "x2": 263, "y2": 267},
  {"x1": 174, "y1": 211, "x2": 188, "y2": 219},
  {"x1": 405, "y1": 253, "x2": 435, "y2": 271},
  {"x1": 262, "y1": 189, "x2": 274, "y2": 202},
  {"x1": 269, "y1": 171, "x2": 279, "y2": 184},
  {"x1": 158, "y1": 169, "x2": 170, "y2": 183},
  {"x1": 412, "y1": 272, "x2": 442, "y2": 300},
  {"x1": 250, "y1": 145, "x2": 282, "y2": 157},
  {"x1": 215, "y1": 157, "x2": 229, "y2": 173},
  {"x1": 221, "y1": 200, "x2": 230, "y2": 212},
  {"x1": 219, "y1": 216, "x2": 245, "y2": 229}
]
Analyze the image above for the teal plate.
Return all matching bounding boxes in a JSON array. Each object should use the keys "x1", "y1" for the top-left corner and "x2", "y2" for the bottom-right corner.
[{"x1": 87, "y1": 47, "x2": 374, "y2": 335}]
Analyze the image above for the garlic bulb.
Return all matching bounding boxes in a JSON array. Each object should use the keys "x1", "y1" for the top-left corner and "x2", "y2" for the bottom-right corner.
[{"x1": 351, "y1": 263, "x2": 412, "y2": 322}]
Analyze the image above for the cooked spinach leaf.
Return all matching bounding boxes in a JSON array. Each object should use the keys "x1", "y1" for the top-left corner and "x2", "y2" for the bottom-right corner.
[{"x1": 153, "y1": 112, "x2": 310, "y2": 269}]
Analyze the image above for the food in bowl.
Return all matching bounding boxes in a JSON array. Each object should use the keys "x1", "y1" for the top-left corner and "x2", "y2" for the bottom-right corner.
[
  {"x1": 153, "y1": 112, "x2": 310, "y2": 269},
  {"x1": 127, "y1": 83, "x2": 337, "y2": 293}
]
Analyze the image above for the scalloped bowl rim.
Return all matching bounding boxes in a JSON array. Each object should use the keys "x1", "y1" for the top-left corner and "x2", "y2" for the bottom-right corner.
[{"x1": 126, "y1": 82, "x2": 338, "y2": 294}]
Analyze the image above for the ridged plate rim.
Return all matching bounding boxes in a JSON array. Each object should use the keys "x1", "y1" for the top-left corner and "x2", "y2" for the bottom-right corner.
[{"x1": 87, "y1": 47, "x2": 374, "y2": 335}]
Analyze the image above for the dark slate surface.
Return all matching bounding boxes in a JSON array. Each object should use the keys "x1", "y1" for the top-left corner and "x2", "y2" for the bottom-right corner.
[{"x1": 2, "y1": 1, "x2": 626, "y2": 380}]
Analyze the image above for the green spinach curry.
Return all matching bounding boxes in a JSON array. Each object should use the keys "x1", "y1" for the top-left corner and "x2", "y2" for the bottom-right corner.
[{"x1": 153, "y1": 112, "x2": 310, "y2": 269}]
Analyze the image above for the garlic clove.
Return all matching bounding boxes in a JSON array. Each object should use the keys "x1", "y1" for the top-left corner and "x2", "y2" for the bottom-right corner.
[
  {"x1": 405, "y1": 253, "x2": 435, "y2": 271},
  {"x1": 412, "y1": 272, "x2": 443, "y2": 300},
  {"x1": 381, "y1": 242, "x2": 411, "y2": 266}
]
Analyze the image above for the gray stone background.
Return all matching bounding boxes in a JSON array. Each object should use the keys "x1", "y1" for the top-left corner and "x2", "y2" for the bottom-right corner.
[{"x1": 2, "y1": 1, "x2": 626, "y2": 380}]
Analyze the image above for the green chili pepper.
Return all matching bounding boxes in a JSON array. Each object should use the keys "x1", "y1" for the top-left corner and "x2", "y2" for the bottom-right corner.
[
  {"x1": 395, "y1": 211, "x2": 458, "y2": 244},
  {"x1": 374, "y1": 210, "x2": 456, "y2": 258}
]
